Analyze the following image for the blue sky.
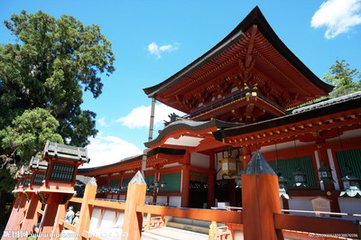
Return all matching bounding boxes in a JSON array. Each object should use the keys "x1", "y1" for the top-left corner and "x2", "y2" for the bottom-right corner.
[{"x1": 1, "y1": 0, "x2": 361, "y2": 167}]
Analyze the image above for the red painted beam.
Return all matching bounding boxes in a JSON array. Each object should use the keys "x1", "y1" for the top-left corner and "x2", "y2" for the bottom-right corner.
[{"x1": 274, "y1": 213, "x2": 360, "y2": 238}]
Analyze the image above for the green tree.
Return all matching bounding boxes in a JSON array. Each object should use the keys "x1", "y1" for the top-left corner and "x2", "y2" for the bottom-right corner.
[
  {"x1": 0, "y1": 10, "x2": 115, "y2": 151},
  {"x1": 0, "y1": 108, "x2": 63, "y2": 164},
  {"x1": 0, "y1": 107, "x2": 63, "y2": 229},
  {"x1": 324, "y1": 60, "x2": 361, "y2": 98}
]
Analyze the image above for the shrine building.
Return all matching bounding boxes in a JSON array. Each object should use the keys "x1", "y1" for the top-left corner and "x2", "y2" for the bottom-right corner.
[{"x1": 79, "y1": 7, "x2": 361, "y2": 215}]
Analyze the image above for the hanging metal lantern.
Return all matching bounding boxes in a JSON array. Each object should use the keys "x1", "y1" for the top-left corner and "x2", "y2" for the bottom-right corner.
[
  {"x1": 277, "y1": 170, "x2": 289, "y2": 199},
  {"x1": 220, "y1": 157, "x2": 238, "y2": 177},
  {"x1": 340, "y1": 175, "x2": 361, "y2": 197},
  {"x1": 293, "y1": 168, "x2": 307, "y2": 187},
  {"x1": 318, "y1": 162, "x2": 333, "y2": 183}
]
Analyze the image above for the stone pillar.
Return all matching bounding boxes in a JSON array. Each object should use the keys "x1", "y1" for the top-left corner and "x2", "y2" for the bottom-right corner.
[{"x1": 242, "y1": 150, "x2": 283, "y2": 240}]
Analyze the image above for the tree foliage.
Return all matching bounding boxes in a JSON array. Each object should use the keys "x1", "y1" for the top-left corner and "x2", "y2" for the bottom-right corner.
[
  {"x1": 0, "y1": 108, "x2": 63, "y2": 163},
  {"x1": 0, "y1": 10, "x2": 115, "y2": 153},
  {"x1": 324, "y1": 60, "x2": 361, "y2": 98}
]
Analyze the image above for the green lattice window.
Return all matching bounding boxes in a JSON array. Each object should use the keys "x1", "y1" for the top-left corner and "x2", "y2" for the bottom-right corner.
[
  {"x1": 145, "y1": 175, "x2": 155, "y2": 185},
  {"x1": 49, "y1": 163, "x2": 75, "y2": 182},
  {"x1": 24, "y1": 178, "x2": 31, "y2": 187},
  {"x1": 269, "y1": 156, "x2": 317, "y2": 188},
  {"x1": 160, "y1": 172, "x2": 181, "y2": 192},
  {"x1": 110, "y1": 178, "x2": 120, "y2": 188},
  {"x1": 337, "y1": 149, "x2": 361, "y2": 178},
  {"x1": 121, "y1": 178, "x2": 131, "y2": 192},
  {"x1": 33, "y1": 173, "x2": 45, "y2": 185}
]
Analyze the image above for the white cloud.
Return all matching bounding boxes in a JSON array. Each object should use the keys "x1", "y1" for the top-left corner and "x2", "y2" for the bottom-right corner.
[
  {"x1": 116, "y1": 103, "x2": 184, "y2": 129},
  {"x1": 147, "y1": 42, "x2": 179, "y2": 59},
  {"x1": 81, "y1": 135, "x2": 142, "y2": 168},
  {"x1": 311, "y1": 0, "x2": 361, "y2": 39},
  {"x1": 97, "y1": 117, "x2": 107, "y2": 127}
]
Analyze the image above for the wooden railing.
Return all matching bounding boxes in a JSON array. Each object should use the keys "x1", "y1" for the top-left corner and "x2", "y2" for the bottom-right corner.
[{"x1": 59, "y1": 183, "x2": 361, "y2": 240}]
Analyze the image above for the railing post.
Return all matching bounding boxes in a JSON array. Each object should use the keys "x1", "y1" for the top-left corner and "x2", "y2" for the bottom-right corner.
[
  {"x1": 144, "y1": 213, "x2": 151, "y2": 231},
  {"x1": 76, "y1": 177, "x2": 97, "y2": 239},
  {"x1": 208, "y1": 221, "x2": 217, "y2": 240},
  {"x1": 121, "y1": 171, "x2": 146, "y2": 240},
  {"x1": 242, "y1": 150, "x2": 283, "y2": 240}
]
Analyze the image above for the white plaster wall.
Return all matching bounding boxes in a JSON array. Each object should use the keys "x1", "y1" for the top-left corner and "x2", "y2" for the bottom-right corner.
[
  {"x1": 169, "y1": 196, "x2": 181, "y2": 207},
  {"x1": 88, "y1": 208, "x2": 125, "y2": 240},
  {"x1": 114, "y1": 211, "x2": 124, "y2": 228},
  {"x1": 338, "y1": 198, "x2": 361, "y2": 220},
  {"x1": 234, "y1": 231, "x2": 244, "y2": 239},
  {"x1": 89, "y1": 208, "x2": 100, "y2": 229},
  {"x1": 288, "y1": 197, "x2": 314, "y2": 216},
  {"x1": 156, "y1": 196, "x2": 168, "y2": 205},
  {"x1": 99, "y1": 209, "x2": 115, "y2": 228},
  {"x1": 191, "y1": 152, "x2": 210, "y2": 168},
  {"x1": 145, "y1": 195, "x2": 152, "y2": 204}
]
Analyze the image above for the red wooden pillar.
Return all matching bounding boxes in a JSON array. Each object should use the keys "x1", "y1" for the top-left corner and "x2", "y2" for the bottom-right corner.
[
  {"x1": 20, "y1": 192, "x2": 42, "y2": 236},
  {"x1": 38, "y1": 193, "x2": 67, "y2": 239},
  {"x1": 242, "y1": 150, "x2": 283, "y2": 240},
  {"x1": 1, "y1": 193, "x2": 28, "y2": 240},
  {"x1": 207, "y1": 152, "x2": 215, "y2": 208},
  {"x1": 181, "y1": 152, "x2": 191, "y2": 207},
  {"x1": 152, "y1": 167, "x2": 159, "y2": 204},
  {"x1": 242, "y1": 146, "x2": 252, "y2": 170}
]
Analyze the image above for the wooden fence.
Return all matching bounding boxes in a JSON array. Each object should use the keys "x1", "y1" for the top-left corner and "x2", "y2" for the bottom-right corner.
[{"x1": 56, "y1": 174, "x2": 361, "y2": 240}]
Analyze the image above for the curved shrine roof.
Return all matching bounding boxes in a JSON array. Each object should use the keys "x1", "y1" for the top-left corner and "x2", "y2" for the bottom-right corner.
[{"x1": 143, "y1": 6, "x2": 333, "y2": 113}]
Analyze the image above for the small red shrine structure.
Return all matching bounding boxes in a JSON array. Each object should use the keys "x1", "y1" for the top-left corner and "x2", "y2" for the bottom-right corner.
[
  {"x1": 79, "y1": 7, "x2": 361, "y2": 217},
  {"x1": 1, "y1": 141, "x2": 89, "y2": 240}
]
